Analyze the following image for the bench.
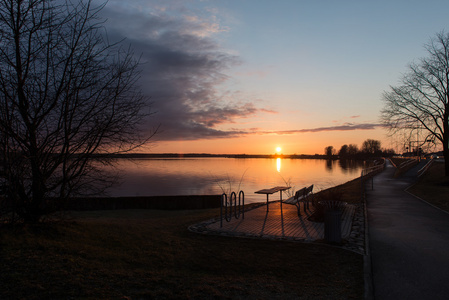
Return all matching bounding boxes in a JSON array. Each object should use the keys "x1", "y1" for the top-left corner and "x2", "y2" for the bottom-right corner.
[{"x1": 283, "y1": 184, "x2": 314, "y2": 216}]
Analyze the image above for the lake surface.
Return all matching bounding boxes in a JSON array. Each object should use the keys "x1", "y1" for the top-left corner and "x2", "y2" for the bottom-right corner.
[{"x1": 105, "y1": 157, "x2": 367, "y2": 203}]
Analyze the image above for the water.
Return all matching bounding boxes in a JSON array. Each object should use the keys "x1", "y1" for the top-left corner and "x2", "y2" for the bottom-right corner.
[{"x1": 105, "y1": 157, "x2": 366, "y2": 203}]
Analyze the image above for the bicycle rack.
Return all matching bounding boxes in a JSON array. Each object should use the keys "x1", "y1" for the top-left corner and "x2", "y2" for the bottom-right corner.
[{"x1": 220, "y1": 190, "x2": 245, "y2": 227}]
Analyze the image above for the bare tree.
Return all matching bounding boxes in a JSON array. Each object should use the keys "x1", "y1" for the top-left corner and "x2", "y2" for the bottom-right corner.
[
  {"x1": 381, "y1": 31, "x2": 449, "y2": 175},
  {"x1": 0, "y1": 0, "x2": 154, "y2": 223},
  {"x1": 338, "y1": 144, "x2": 349, "y2": 158},
  {"x1": 347, "y1": 144, "x2": 359, "y2": 156},
  {"x1": 324, "y1": 145, "x2": 335, "y2": 158},
  {"x1": 361, "y1": 139, "x2": 381, "y2": 156}
]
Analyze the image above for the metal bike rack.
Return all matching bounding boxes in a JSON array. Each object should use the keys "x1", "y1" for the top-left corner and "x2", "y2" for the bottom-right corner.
[{"x1": 220, "y1": 190, "x2": 245, "y2": 227}]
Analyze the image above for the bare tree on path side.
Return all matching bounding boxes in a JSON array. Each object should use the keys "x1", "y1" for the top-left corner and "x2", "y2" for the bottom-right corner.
[
  {"x1": 0, "y1": 0, "x2": 156, "y2": 223},
  {"x1": 382, "y1": 31, "x2": 449, "y2": 175}
]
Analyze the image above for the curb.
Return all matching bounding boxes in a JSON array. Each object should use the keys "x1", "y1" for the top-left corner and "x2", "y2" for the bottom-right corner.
[
  {"x1": 363, "y1": 200, "x2": 374, "y2": 300},
  {"x1": 404, "y1": 184, "x2": 449, "y2": 216}
]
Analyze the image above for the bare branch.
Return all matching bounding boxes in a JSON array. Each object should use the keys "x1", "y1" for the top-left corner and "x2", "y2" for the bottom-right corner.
[
  {"x1": 0, "y1": 0, "x2": 155, "y2": 223},
  {"x1": 381, "y1": 30, "x2": 449, "y2": 175}
]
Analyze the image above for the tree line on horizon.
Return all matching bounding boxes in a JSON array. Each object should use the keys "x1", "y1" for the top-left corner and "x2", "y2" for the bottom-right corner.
[{"x1": 324, "y1": 139, "x2": 395, "y2": 159}]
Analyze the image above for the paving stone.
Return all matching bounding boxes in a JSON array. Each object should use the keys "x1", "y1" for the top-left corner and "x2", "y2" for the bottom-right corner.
[{"x1": 189, "y1": 200, "x2": 367, "y2": 255}]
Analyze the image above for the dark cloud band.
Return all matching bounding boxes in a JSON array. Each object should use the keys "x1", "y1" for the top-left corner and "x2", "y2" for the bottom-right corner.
[{"x1": 100, "y1": 2, "x2": 261, "y2": 141}]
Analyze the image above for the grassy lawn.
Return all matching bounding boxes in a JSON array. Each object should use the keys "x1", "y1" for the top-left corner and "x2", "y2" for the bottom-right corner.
[
  {"x1": 407, "y1": 161, "x2": 449, "y2": 213},
  {"x1": 0, "y1": 205, "x2": 364, "y2": 299}
]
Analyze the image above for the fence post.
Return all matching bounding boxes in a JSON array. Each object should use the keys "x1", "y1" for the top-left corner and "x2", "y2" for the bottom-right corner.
[{"x1": 360, "y1": 159, "x2": 386, "y2": 201}]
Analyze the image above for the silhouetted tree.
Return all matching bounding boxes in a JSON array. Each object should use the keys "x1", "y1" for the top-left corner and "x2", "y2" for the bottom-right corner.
[
  {"x1": 0, "y1": 0, "x2": 154, "y2": 223},
  {"x1": 324, "y1": 146, "x2": 336, "y2": 158},
  {"x1": 381, "y1": 31, "x2": 449, "y2": 175},
  {"x1": 361, "y1": 139, "x2": 382, "y2": 156},
  {"x1": 348, "y1": 144, "x2": 359, "y2": 157},
  {"x1": 382, "y1": 148, "x2": 396, "y2": 157},
  {"x1": 338, "y1": 144, "x2": 349, "y2": 158}
]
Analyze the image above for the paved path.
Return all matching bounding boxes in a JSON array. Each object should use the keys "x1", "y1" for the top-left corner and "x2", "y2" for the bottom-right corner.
[{"x1": 366, "y1": 160, "x2": 449, "y2": 299}]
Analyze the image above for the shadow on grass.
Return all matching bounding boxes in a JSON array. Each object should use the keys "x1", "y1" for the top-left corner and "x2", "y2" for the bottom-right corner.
[{"x1": 1, "y1": 208, "x2": 363, "y2": 299}]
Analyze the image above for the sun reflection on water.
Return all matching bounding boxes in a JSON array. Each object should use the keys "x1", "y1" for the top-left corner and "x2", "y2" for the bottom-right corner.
[{"x1": 103, "y1": 157, "x2": 367, "y2": 203}]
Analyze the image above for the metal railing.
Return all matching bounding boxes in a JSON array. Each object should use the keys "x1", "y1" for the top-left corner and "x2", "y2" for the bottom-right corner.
[
  {"x1": 398, "y1": 159, "x2": 419, "y2": 170},
  {"x1": 417, "y1": 158, "x2": 434, "y2": 177},
  {"x1": 360, "y1": 159, "x2": 386, "y2": 200},
  {"x1": 220, "y1": 190, "x2": 244, "y2": 227}
]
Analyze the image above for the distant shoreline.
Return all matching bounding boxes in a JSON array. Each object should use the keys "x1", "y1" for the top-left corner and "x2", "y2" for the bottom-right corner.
[{"x1": 92, "y1": 153, "x2": 339, "y2": 159}]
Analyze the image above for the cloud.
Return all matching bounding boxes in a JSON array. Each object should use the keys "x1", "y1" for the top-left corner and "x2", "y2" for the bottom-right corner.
[
  {"x1": 261, "y1": 123, "x2": 385, "y2": 135},
  {"x1": 97, "y1": 2, "x2": 384, "y2": 143},
  {"x1": 98, "y1": 1, "x2": 262, "y2": 141},
  {"x1": 235, "y1": 70, "x2": 271, "y2": 79}
]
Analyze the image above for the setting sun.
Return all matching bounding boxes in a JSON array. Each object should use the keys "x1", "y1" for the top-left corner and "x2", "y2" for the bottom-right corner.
[{"x1": 276, "y1": 147, "x2": 282, "y2": 153}]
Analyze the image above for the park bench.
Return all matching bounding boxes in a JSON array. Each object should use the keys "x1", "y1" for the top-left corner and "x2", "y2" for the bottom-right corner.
[{"x1": 283, "y1": 184, "x2": 314, "y2": 216}]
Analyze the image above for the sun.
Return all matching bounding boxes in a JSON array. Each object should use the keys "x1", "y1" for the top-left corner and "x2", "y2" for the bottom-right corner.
[{"x1": 275, "y1": 147, "x2": 282, "y2": 153}]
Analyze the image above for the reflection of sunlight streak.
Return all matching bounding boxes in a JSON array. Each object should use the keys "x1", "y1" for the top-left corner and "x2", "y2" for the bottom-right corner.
[{"x1": 105, "y1": 157, "x2": 367, "y2": 202}]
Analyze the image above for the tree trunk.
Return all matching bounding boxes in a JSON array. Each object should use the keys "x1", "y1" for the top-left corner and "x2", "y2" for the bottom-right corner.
[
  {"x1": 444, "y1": 111, "x2": 449, "y2": 177},
  {"x1": 444, "y1": 145, "x2": 449, "y2": 177}
]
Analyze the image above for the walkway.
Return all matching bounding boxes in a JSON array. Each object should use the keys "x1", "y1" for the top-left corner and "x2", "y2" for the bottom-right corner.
[
  {"x1": 190, "y1": 199, "x2": 359, "y2": 246},
  {"x1": 366, "y1": 160, "x2": 449, "y2": 299}
]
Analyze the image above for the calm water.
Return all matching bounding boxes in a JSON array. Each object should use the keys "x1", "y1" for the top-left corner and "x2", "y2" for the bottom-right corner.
[{"x1": 105, "y1": 157, "x2": 367, "y2": 203}]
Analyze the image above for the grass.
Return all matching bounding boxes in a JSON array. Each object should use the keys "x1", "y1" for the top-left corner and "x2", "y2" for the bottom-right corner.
[
  {"x1": 316, "y1": 177, "x2": 363, "y2": 205},
  {"x1": 407, "y1": 161, "x2": 449, "y2": 213},
  {"x1": 0, "y1": 202, "x2": 364, "y2": 299}
]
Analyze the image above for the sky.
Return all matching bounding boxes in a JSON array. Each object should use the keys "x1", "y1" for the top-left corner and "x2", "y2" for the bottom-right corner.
[{"x1": 95, "y1": 0, "x2": 449, "y2": 155}]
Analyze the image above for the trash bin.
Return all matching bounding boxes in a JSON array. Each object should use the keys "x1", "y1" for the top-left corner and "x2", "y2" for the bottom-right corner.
[{"x1": 324, "y1": 209, "x2": 342, "y2": 244}]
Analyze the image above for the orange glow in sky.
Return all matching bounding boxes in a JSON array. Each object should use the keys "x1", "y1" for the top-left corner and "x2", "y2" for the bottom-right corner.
[
  {"x1": 103, "y1": 1, "x2": 441, "y2": 155},
  {"x1": 148, "y1": 127, "x2": 390, "y2": 155}
]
